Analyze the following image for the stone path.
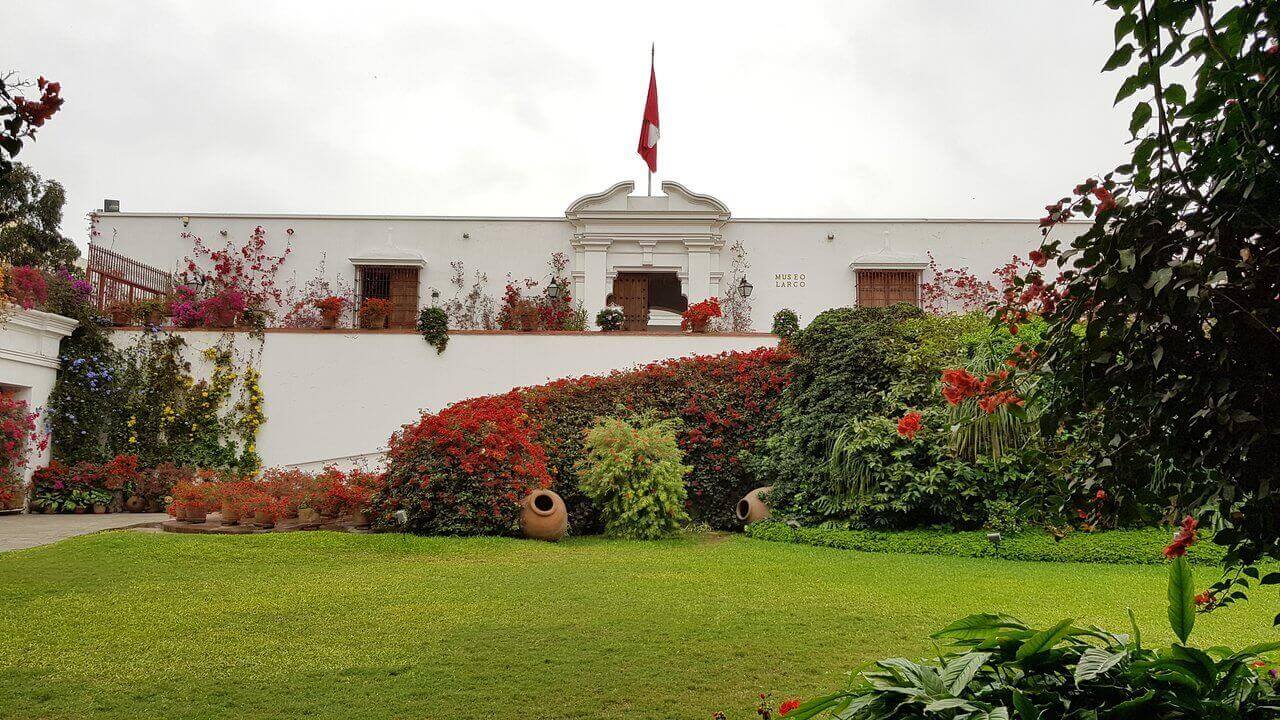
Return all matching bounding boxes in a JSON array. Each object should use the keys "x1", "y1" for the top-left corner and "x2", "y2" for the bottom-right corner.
[{"x1": 0, "y1": 512, "x2": 169, "y2": 552}]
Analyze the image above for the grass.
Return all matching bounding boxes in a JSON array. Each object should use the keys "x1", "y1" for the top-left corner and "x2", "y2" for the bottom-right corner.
[{"x1": 1, "y1": 530, "x2": 1278, "y2": 720}]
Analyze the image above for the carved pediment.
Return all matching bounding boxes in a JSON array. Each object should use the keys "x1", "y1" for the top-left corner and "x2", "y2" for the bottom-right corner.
[{"x1": 565, "y1": 180, "x2": 731, "y2": 233}]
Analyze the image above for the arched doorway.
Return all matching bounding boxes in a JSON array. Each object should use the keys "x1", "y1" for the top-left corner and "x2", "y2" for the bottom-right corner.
[{"x1": 608, "y1": 271, "x2": 688, "y2": 331}]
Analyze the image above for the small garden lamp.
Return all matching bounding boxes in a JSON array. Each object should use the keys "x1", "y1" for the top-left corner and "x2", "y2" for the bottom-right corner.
[
  {"x1": 546, "y1": 277, "x2": 564, "y2": 301},
  {"x1": 737, "y1": 276, "x2": 754, "y2": 298},
  {"x1": 986, "y1": 531, "x2": 1002, "y2": 556}
]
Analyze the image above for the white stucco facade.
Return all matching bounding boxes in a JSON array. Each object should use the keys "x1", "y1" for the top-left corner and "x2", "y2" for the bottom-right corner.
[
  {"x1": 90, "y1": 180, "x2": 1080, "y2": 330},
  {"x1": 0, "y1": 309, "x2": 78, "y2": 507}
]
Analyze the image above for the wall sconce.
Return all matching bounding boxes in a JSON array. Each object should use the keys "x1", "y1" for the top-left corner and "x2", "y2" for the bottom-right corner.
[
  {"x1": 181, "y1": 216, "x2": 190, "y2": 227},
  {"x1": 827, "y1": 233, "x2": 836, "y2": 241},
  {"x1": 546, "y1": 277, "x2": 564, "y2": 301},
  {"x1": 737, "y1": 276, "x2": 754, "y2": 298}
]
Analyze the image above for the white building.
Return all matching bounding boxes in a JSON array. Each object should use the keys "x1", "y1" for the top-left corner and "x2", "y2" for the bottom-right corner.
[{"x1": 92, "y1": 180, "x2": 1061, "y2": 331}]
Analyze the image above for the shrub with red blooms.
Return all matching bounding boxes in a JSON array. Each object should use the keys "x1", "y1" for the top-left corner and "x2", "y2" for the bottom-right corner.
[
  {"x1": 0, "y1": 394, "x2": 44, "y2": 508},
  {"x1": 377, "y1": 393, "x2": 552, "y2": 536},
  {"x1": 521, "y1": 346, "x2": 794, "y2": 531},
  {"x1": 918, "y1": 253, "x2": 999, "y2": 315},
  {"x1": 1, "y1": 74, "x2": 65, "y2": 173},
  {"x1": 358, "y1": 298, "x2": 391, "y2": 329},
  {"x1": 681, "y1": 297, "x2": 722, "y2": 331},
  {"x1": 5, "y1": 265, "x2": 48, "y2": 310},
  {"x1": 371, "y1": 347, "x2": 793, "y2": 534}
]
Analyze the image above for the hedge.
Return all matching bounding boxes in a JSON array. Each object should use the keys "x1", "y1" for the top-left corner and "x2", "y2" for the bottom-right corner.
[{"x1": 743, "y1": 520, "x2": 1230, "y2": 566}]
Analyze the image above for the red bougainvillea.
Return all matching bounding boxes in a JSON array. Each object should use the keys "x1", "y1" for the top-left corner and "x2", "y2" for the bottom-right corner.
[
  {"x1": 0, "y1": 394, "x2": 44, "y2": 508},
  {"x1": 379, "y1": 393, "x2": 552, "y2": 535},
  {"x1": 374, "y1": 347, "x2": 794, "y2": 534},
  {"x1": 1164, "y1": 515, "x2": 1199, "y2": 559},
  {"x1": 940, "y1": 368, "x2": 1023, "y2": 414}
]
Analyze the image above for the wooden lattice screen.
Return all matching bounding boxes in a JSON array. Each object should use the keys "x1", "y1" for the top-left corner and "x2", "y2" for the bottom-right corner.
[
  {"x1": 86, "y1": 244, "x2": 175, "y2": 311},
  {"x1": 855, "y1": 269, "x2": 921, "y2": 308}
]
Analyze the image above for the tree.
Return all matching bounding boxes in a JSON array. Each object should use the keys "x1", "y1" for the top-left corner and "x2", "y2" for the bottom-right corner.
[
  {"x1": 0, "y1": 163, "x2": 79, "y2": 268},
  {"x1": 1006, "y1": 0, "x2": 1280, "y2": 607},
  {"x1": 0, "y1": 72, "x2": 63, "y2": 175}
]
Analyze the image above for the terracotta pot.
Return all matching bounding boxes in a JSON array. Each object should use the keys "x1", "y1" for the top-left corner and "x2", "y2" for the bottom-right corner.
[
  {"x1": 689, "y1": 318, "x2": 711, "y2": 334},
  {"x1": 185, "y1": 507, "x2": 207, "y2": 524},
  {"x1": 205, "y1": 309, "x2": 239, "y2": 328},
  {"x1": 319, "y1": 309, "x2": 342, "y2": 330},
  {"x1": 735, "y1": 486, "x2": 773, "y2": 524},
  {"x1": 351, "y1": 508, "x2": 371, "y2": 529},
  {"x1": 147, "y1": 499, "x2": 163, "y2": 513},
  {"x1": 73, "y1": 506, "x2": 87, "y2": 514},
  {"x1": 221, "y1": 501, "x2": 241, "y2": 526},
  {"x1": 254, "y1": 509, "x2": 275, "y2": 529},
  {"x1": 520, "y1": 489, "x2": 568, "y2": 541},
  {"x1": 109, "y1": 307, "x2": 132, "y2": 325},
  {"x1": 42, "y1": 506, "x2": 55, "y2": 515},
  {"x1": 125, "y1": 495, "x2": 146, "y2": 513},
  {"x1": 298, "y1": 507, "x2": 319, "y2": 524}
]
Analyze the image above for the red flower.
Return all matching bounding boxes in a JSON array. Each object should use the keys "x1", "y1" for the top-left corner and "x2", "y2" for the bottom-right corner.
[
  {"x1": 1095, "y1": 489, "x2": 1107, "y2": 501},
  {"x1": 1194, "y1": 591, "x2": 1214, "y2": 607},
  {"x1": 779, "y1": 698, "x2": 802, "y2": 716},
  {"x1": 1029, "y1": 250, "x2": 1047, "y2": 267},
  {"x1": 1092, "y1": 186, "x2": 1118, "y2": 212},
  {"x1": 1164, "y1": 516, "x2": 1199, "y2": 558},
  {"x1": 897, "y1": 411, "x2": 922, "y2": 439}
]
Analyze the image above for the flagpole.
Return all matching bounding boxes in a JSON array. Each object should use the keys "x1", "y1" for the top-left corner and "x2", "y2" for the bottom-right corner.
[{"x1": 648, "y1": 42, "x2": 654, "y2": 197}]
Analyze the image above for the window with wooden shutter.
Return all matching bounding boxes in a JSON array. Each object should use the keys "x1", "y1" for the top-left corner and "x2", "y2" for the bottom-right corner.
[
  {"x1": 357, "y1": 266, "x2": 420, "y2": 328},
  {"x1": 855, "y1": 269, "x2": 921, "y2": 308}
]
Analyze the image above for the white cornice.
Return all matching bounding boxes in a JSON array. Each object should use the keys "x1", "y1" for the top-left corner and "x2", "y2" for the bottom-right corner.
[{"x1": 5, "y1": 308, "x2": 78, "y2": 338}]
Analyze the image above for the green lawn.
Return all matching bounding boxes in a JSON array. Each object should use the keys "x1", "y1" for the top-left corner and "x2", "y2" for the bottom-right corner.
[{"x1": 1, "y1": 531, "x2": 1278, "y2": 720}]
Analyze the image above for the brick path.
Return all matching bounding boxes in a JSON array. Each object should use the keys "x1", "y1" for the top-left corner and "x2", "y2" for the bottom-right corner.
[{"x1": 0, "y1": 512, "x2": 169, "y2": 552}]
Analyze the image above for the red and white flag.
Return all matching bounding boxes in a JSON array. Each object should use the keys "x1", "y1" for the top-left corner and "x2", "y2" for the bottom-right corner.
[{"x1": 637, "y1": 45, "x2": 659, "y2": 173}]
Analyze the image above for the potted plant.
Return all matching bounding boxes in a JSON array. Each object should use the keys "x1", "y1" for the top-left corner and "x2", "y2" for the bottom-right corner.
[
  {"x1": 106, "y1": 299, "x2": 134, "y2": 325},
  {"x1": 313, "y1": 296, "x2": 348, "y2": 330},
  {"x1": 244, "y1": 494, "x2": 280, "y2": 529},
  {"x1": 596, "y1": 305, "x2": 625, "y2": 332},
  {"x1": 358, "y1": 298, "x2": 391, "y2": 329},
  {"x1": 132, "y1": 298, "x2": 167, "y2": 325},
  {"x1": 681, "y1": 298, "x2": 722, "y2": 333},
  {"x1": 200, "y1": 288, "x2": 247, "y2": 328}
]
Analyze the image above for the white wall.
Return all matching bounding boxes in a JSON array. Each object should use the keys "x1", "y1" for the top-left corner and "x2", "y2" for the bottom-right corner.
[
  {"x1": 110, "y1": 329, "x2": 777, "y2": 470},
  {"x1": 0, "y1": 309, "x2": 78, "y2": 506},
  {"x1": 91, "y1": 184, "x2": 1084, "y2": 331}
]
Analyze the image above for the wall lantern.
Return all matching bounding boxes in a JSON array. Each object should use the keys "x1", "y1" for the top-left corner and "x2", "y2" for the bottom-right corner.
[
  {"x1": 737, "y1": 276, "x2": 754, "y2": 298},
  {"x1": 546, "y1": 277, "x2": 564, "y2": 301}
]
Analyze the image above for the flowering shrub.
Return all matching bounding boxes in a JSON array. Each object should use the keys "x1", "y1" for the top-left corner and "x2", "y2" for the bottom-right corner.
[
  {"x1": 578, "y1": 416, "x2": 690, "y2": 539},
  {"x1": 918, "y1": 252, "x2": 999, "y2": 315},
  {"x1": 199, "y1": 288, "x2": 246, "y2": 328},
  {"x1": 496, "y1": 252, "x2": 580, "y2": 331},
  {"x1": 313, "y1": 295, "x2": 348, "y2": 327},
  {"x1": 770, "y1": 308, "x2": 799, "y2": 340},
  {"x1": 30, "y1": 455, "x2": 182, "y2": 512},
  {"x1": 1, "y1": 74, "x2": 64, "y2": 173},
  {"x1": 0, "y1": 394, "x2": 43, "y2": 508},
  {"x1": 169, "y1": 285, "x2": 204, "y2": 328},
  {"x1": 358, "y1": 298, "x2": 390, "y2": 329},
  {"x1": 680, "y1": 297, "x2": 721, "y2": 332},
  {"x1": 438, "y1": 261, "x2": 497, "y2": 329},
  {"x1": 179, "y1": 225, "x2": 291, "y2": 328},
  {"x1": 376, "y1": 394, "x2": 552, "y2": 535},
  {"x1": 5, "y1": 265, "x2": 47, "y2": 310},
  {"x1": 596, "y1": 305, "x2": 625, "y2": 331}
]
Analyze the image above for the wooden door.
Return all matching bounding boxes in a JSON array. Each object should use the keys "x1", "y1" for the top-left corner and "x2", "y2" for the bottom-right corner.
[
  {"x1": 388, "y1": 268, "x2": 420, "y2": 328},
  {"x1": 612, "y1": 274, "x2": 650, "y2": 331}
]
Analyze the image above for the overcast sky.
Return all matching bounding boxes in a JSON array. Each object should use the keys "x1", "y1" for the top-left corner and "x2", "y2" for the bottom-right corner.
[{"x1": 12, "y1": 1, "x2": 1130, "y2": 245}]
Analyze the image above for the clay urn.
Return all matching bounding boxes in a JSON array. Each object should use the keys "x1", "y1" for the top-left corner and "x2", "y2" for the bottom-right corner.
[
  {"x1": 221, "y1": 501, "x2": 241, "y2": 526},
  {"x1": 254, "y1": 509, "x2": 275, "y2": 529},
  {"x1": 520, "y1": 489, "x2": 568, "y2": 541},
  {"x1": 735, "y1": 486, "x2": 773, "y2": 524},
  {"x1": 125, "y1": 495, "x2": 146, "y2": 513}
]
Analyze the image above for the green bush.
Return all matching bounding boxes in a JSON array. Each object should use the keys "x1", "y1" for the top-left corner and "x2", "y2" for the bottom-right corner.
[
  {"x1": 744, "y1": 520, "x2": 1229, "y2": 566},
  {"x1": 416, "y1": 307, "x2": 449, "y2": 354},
  {"x1": 770, "y1": 308, "x2": 799, "y2": 340},
  {"x1": 577, "y1": 416, "x2": 690, "y2": 539}
]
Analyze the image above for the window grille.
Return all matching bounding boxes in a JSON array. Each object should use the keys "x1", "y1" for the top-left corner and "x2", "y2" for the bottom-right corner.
[
  {"x1": 356, "y1": 266, "x2": 419, "y2": 328},
  {"x1": 855, "y1": 269, "x2": 921, "y2": 308}
]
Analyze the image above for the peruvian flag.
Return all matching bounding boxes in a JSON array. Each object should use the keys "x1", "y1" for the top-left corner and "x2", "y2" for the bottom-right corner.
[{"x1": 637, "y1": 46, "x2": 659, "y2": 173}]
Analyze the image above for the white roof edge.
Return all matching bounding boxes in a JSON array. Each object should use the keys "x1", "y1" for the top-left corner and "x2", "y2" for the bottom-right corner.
[{"x1": 96, "y1": 211, "x2": 1088, "y2": 225}]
